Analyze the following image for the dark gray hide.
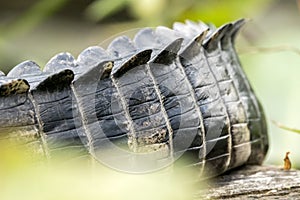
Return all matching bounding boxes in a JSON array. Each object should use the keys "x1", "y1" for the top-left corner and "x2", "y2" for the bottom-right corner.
[{"x1": 0, "y1": 19, "x2": 268, "y2": 178}]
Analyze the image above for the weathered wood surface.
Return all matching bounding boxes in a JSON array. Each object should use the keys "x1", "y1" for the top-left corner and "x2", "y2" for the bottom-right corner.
[{"x1": 195, "y1": 165, "x2": 300, "y2": 199}]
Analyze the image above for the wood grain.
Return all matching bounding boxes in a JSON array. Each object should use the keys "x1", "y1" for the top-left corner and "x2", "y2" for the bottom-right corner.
[{"x1": 195, "y1": 165, "x2": 300, "y2": 199}]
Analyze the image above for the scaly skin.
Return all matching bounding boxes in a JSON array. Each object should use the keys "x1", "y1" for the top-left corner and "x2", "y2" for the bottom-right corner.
[{"x1": 0, "y1": 19, "x2": 268, "y2": 177}]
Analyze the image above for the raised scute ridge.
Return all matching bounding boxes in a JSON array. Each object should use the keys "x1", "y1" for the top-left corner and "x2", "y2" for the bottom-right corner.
[
  {"x1": 107, "y1": 34, "x2": 153, "y2": 77},
  {"x1": 107, "y1": 35, "x2": 137, "y2": 58},
  {"x1": 134, "y1": 27, "x2": 183, "y2": 64},
  {"x1": 151, "y1": 38, "x2": 183, "y2": 64},
  {"x1": 111, "y1": 49, "x2": 152, "y2": 78},
  {"x1": 35, "y1": 69, "x2": 74, "y2": 92},
  {"x1": 178, "y1": 29, "x2": 208, "y2": 60},
  {"x1": 133, "y1": 28, "x2": 157, "y2": 50},
  {"x1": 77, "y1": 46, "x2": 112, "y2": 69},
  {"x1": 155, "y1": 26, "x2": 181, "y2": 46},
  {"x1": 203, "y1": 23, "x2": 233, "y2": 52},
  {"x1": 7, "y1": 60, "x2": 42, "y2": 78},
  {"x1": 44, "y1": 52, "x2": 76, "y2": 73},
  {"x1": 173, "y1": 20, "x2": 209, "y2": 41},
  {"x1": 74, "y1": 61, "x2": 113, "y2": 88},
  {"x1": 221, "y1": 19, "x2": 246, "y2": 50}
]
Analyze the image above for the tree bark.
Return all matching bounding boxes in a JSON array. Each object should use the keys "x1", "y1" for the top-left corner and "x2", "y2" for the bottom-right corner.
[{"x1": 195, "y1": 165, "x2": 300, "y2": 199}]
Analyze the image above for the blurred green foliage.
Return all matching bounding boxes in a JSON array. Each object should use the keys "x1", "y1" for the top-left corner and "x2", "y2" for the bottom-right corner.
[
  {"x1": 1, "y1": 0, "x2": 300, "y2": 170},
  {"x1": 0, "y1": 142, "x2": 201, "y2": 200},
  {"x1": 0, "y1": 0, "x2": 274, "y2": 72},
  {"x1": 0, "y1": 0, "x2": 69, "y2": 44},
  {"x1": 0, "y1": 0, "x2": 273, "y2": 41},
  {"x1": 86, "y1": 0, "x2": 273, "y2": 25}
]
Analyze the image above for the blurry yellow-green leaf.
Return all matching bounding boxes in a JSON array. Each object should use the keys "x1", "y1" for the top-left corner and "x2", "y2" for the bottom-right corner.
[
  {"x1": 85, "y1": 0, "x2": 129, "y2": 21},
  {"x1": 0, "y1": 153, "x2": 202, "y2": 200},
  {"x1": 129, "y1": 0, "x2": 168, "y2": 23},
  {"x1": 85, "y1": 0, "x2": 273, "y2": 25},
  {"x1": 177, "y1": 0, "x2": 273, "y2": 25}
]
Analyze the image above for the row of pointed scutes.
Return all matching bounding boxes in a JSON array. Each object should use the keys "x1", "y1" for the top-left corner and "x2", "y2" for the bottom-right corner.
[
  {"x1": 1, "y1": 45, "x2": 112, "y2": 94},
  {"x1": 41, "y1": 17, "x2": 233, "y2": 80},
  {"x1": 172, "y1": 19, "x2": 246, "y2": 54},
  {"x1": 0, "y1": 18, "x2": 246, "y2": 96},
  {"x1": 0, "y1": 54, "x2": 76, "y2": 93}
]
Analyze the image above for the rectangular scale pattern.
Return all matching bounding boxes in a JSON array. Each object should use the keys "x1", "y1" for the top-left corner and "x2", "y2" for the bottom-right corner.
[
  {"x1": 32, "y1": 87, "x2": 88, "y2": 159},
  {"x1": 179, "y1": 52, "x2": 231, "y2": 177},
  {"x1": 0, "y1": 93, "x2": 44, "y2": 159},
  {"x1": 0, "y1": 19, "x2": 268, "y2": 178},
  {"x1": 204, "y1": 48, "x2": 251, "y2": 170},
  {"x1": 221, "y1": 47, "x2": 267, "y2": 164},
  {"x1": 112, "y1": 64, "x2": 171, "y2": 160},
  {"x1": 73, "y1": 77, "x2": 130, "y2": 152},
  {"x1": 148, "y1": 60, "x2": 204, "y2": 167}
]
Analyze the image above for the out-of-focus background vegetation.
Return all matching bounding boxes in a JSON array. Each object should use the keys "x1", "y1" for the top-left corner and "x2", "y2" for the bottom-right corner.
[{"x1": 0, "y1": 0, "x2": 300, "y2": 198}]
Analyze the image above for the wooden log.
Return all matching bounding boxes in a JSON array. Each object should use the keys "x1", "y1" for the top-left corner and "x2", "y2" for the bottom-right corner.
[{"x1": 195, "y1": 165, "x2": 300, "y2": 199}]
